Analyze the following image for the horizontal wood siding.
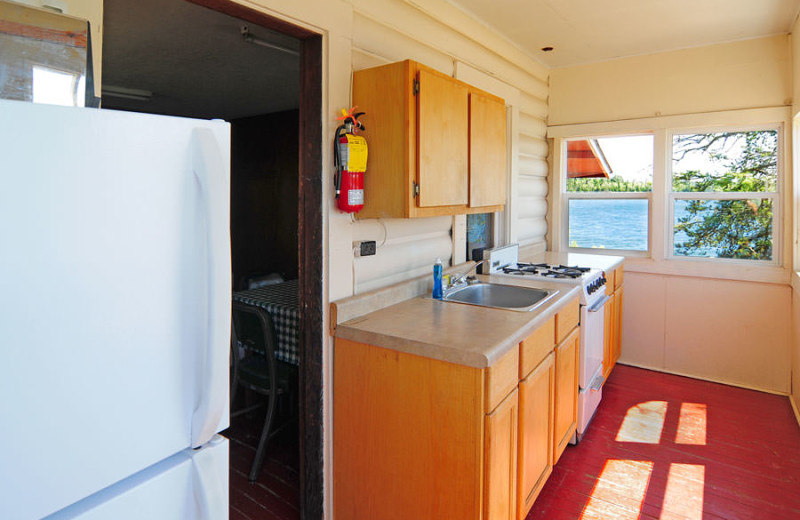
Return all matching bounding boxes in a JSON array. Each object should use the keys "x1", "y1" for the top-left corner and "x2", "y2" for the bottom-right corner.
[
  {"x1": 517, "y1": 92, "x2": 549, "y2": 248},
  {"x1": 352, "y1": 216, "x2": 452, "y2": 293}
]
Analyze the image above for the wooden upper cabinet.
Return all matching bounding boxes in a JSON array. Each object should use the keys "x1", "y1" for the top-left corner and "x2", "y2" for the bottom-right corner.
[
  {"x1": 418, "y1": 69, "x2": 469, "y2": 208},
  {"x1": 352, "y1": 59, "x2": 506, "y2": 218},
  {"x1": 469, "y1": 91, "x2": 507, "y2": 208}
]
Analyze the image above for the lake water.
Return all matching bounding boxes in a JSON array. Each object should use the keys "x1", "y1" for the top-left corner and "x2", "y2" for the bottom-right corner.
[
  {"x1": 568, "y1": 199, "x2": 772, "y2": 258},
  {"x1": 568, "y1": 199, "x2": 648, "y2": 251}
]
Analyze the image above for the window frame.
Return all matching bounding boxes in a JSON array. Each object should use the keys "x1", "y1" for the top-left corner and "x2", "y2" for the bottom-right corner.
[
  {"x1": 547, "y1": 107, "x2": 790, "y2": 283},
  {"x1": 665, "y1": 124, "x2": 782, "y2": 266},
  {"x1": 561, "y1": 133, "x2": 654, "y2": 257}
]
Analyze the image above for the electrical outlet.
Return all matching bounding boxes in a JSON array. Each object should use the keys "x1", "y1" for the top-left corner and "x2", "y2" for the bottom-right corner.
[
  {"x1": 353, "y1": 240, "x2": 377, "y2": 257},
  {"x1": 360, "y1": 240, "x2": 376, "y2": 256}
]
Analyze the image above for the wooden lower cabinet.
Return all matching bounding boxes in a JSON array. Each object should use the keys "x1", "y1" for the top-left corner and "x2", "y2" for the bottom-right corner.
[
  {"x1": 603, "y1": 266, "x2": 624, "y2": 380},
  {"x1": 603, "y1": 291, "x2": 616, "y2": 380},
  {"x1": 334, "y1": 312, "x2": 582, "y2": 520},
  {"x1": 485, "y1": 389, "x2": 519, "y2": 520},
  {"x1": 334, "y1": 337, "x2": 511, "y2": 520},
  {"x1": 613, "y1": 286, "x2": 624, "y2": 366},
  {"x1": 516, "y1": 352, "x2": 555, "y2": 520},
  {"x1": 553, "y1": 326, "x2": 579, "y2": 464}
]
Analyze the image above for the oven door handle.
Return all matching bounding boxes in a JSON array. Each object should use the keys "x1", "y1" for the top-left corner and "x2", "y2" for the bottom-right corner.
[
  {"x1": 590, "y1": 371, "x2": 605, "y2": 392},
  {"x1": 587, "y1": 294, "x2": 610, "y2": 313}
]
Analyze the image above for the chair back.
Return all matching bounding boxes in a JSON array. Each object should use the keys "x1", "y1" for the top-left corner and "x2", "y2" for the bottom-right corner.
[
  {"x1": 230, "y1": 301, "x2": 279, "y2": 397},
  {"x1": 231, "y1": 301, "x2": 277, "y2": 359}
]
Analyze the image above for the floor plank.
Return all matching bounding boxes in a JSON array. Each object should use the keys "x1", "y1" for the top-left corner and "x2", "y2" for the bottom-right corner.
[
  {"x1": 526, "y1": 365, "x2": 800, "y2": 520},
  {"x1": 223, "y1": 405, "x2": 300, "y2": 520}
]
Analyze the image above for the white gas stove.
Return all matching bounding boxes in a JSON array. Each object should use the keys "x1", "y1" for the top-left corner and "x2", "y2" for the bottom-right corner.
[
  {"x1": 483, "y1": 244, "x2": 608, "y2": 442},
  {"x1": 482, "y1": 245, "x2": 608, "y2": 306}
]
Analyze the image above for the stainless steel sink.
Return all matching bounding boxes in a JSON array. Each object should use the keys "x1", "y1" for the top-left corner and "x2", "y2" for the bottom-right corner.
[{"x1": 443, "y1": 283, "x2": 558, "y2": 312}]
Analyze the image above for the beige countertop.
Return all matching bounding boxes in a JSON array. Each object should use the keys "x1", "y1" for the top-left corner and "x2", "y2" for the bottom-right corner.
[{"x1": 334, "y1": 275, "x2": 581, "y2": 369}]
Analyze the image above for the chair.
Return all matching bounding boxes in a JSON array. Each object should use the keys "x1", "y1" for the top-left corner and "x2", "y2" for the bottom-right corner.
[{"x1": 230, "y1": 301, "x2": 290, "y2": 482}]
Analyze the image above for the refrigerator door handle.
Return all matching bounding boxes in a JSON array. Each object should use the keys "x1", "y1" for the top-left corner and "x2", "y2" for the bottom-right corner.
[{"x1": 190, "y1": 128, "x2": 231, "y2": 448}]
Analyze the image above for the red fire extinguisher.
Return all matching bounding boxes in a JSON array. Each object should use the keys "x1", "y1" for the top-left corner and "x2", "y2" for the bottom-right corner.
[{"x1": 334, "y1": 107, "x2": 368, "y2": 213}]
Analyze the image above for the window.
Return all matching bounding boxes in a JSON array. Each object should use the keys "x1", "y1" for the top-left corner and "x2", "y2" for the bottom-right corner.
[
  {"x1": 669, "y1": 129, "x2": 778, "y2": 262},
  {"x1": 552, "y1": 110, "x2": 786, "y2": 274},
  {"x1": 564, "y1": 135, "x2": 653, "y2": 253}
]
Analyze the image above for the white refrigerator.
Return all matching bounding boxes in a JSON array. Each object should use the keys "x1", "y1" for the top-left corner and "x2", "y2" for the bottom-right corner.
[{"x1": 0, "y1": 99, "x2": 232, "y2": 519}]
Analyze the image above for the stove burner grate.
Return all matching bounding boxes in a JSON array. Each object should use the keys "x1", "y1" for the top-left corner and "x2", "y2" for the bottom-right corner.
[{"x1": 503, "y1": 263, "x2": 590, "y2": 279}]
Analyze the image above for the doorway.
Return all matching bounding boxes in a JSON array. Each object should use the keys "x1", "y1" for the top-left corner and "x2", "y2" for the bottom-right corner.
[{"x1": 101, "y1": 0, "x2": 323, "y2": 518}]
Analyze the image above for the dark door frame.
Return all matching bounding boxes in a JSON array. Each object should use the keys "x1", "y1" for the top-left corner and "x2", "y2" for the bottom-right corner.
[{"x1": 187, "y1": 1, "x2": 324, "y2": 518}]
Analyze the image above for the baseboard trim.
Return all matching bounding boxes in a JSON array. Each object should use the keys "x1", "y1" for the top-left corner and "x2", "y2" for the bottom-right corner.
[
  {"x1": 616, "y1": 362, "x2": 790, "y2": 397},
  {"x1": 791, "y1": 394, "x2": 800, "y2": 429}
]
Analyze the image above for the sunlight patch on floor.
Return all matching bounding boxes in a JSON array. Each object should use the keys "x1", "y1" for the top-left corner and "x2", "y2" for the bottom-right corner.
[
  {"x1": 675, "y1": 403, "x2": 707, "y2": 445},
  {"x1": 615, "y1": 401, "x2": 667, "y2": 444},
  {"x1": 580, "y1": 459, "x2": 654, "y2": 520},
  {"x1": 660, "y1": 463, "x2": 705, "y2": 520}
]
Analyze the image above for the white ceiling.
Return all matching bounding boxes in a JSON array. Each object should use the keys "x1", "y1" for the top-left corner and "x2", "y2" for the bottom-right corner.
[{"x1": 448, "y1": 0, "x2": 800, "y2": 68}]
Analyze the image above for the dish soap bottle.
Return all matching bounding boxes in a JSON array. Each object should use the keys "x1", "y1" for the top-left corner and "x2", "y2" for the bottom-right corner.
[{"x1": 432, "y1": 258, "x2": 443, "y2": 299}]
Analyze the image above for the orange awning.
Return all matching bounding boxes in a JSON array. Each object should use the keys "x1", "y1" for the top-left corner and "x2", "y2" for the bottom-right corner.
[{"x1": 567, "y1": 139, "x2": 612, "y2": 178}]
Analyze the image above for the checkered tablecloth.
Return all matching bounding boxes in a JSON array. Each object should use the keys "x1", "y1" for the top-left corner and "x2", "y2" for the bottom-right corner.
[{"x1": 233, "y1": 279, "x2": 299, "y2": 366}]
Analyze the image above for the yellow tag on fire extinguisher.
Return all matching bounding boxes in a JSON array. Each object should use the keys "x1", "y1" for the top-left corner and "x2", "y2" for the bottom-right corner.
[{"x1": 345, "y1": 134, "x2": 368, "y2": 173}]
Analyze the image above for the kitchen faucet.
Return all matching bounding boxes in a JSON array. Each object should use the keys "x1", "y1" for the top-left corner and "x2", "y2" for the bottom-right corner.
[{"x1": 448, "y1": 259, "x2": 487, "y2": 289}]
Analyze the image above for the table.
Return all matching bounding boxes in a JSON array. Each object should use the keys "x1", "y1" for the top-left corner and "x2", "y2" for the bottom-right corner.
[{"x1": 233, "y1": 279, "x2": 299, "y2": 366}]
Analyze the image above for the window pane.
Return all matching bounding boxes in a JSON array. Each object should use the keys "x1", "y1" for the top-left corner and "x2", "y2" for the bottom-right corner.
[
  {"x1": 568, "y1": 199, "x2": 648, "y2": 251},
  {"x1": 567, "y1": 135, "x2": 653, "y2": 192},
  {"x1": 672, "y1": 130, "x2": 777, "y2": 193},
  {"x1": 673, "y1": 198, "x2": 773, "y2": 260}
]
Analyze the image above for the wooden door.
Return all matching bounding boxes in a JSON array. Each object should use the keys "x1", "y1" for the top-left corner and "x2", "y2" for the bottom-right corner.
[
  {"x1": 517, "y1": 353, "x2": 555, "y2": 520},
  {"x1": 485, "y1": 388, "x2": 518, "y2": 520},
  {"x1": 553, "y1": 327, "x2": 579, "y2": 463},
  {"x1": 469, "y1": 92, "x2": 507, "y2": 207},
  {"x1": 417, "y1": 69, "x2": 469, "y2": 208}
]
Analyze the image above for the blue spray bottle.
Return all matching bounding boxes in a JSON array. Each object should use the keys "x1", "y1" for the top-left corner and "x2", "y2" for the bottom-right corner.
[{"x1": 432, "y1": 258, "x2": 443, "y2": 299}]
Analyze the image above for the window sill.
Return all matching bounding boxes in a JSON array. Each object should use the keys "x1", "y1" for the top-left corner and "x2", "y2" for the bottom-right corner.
[{"x1": 622, "y1": 256, "x2": 791, "y2": 285}]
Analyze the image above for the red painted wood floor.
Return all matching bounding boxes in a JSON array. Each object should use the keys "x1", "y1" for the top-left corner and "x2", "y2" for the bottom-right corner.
[
  {"x1": 527, "y1": 365, "x2": 800, "y2": 520},
  {"x1": 224, "y1": 410, "x2": 300, "y2": 520}
]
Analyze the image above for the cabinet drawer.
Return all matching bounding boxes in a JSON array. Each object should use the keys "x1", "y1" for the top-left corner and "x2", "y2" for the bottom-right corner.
[
  {"x1": 554, "y1": 298, "x2": 579, "y2": 344},
  {"x1": 485, "y1": 346, "x2": 519, "y2": 413},
  {"x1": 519, "y1": 317, "x2": 555, "y2": 379}
]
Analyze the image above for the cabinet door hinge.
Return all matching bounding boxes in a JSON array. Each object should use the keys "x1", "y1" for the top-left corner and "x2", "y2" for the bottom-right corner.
[
  {"x1": 413, "y1": 79, "x2": 420, "y2": 96},
  {"x1": 413, "y1": 182, "x2": 420, "y2": 197}
]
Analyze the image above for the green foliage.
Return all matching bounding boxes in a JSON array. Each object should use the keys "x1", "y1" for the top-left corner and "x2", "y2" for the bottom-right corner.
[
  {"x1": 672, "y1": 131, "x2": 777, "y2": 261},
  {"x1": 567, "y1": 176, "x2": 652, "y2": 192}
]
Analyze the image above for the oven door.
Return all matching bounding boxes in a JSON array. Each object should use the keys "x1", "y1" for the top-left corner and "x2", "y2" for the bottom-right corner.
[{"x1": 579, "y1": 294, "x2": 609, "y2": 389}]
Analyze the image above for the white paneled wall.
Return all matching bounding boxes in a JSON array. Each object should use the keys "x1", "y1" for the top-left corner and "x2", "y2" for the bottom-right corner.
[
  {"x1": 352, "y1": 217, "x2": 453, "y2": 293},
  {"x1": 347, "y1": 0, "x2": 550, "y2": 293},
  {"x1": 516, "y1": 92, "x2": 550, "y2": 246}
]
